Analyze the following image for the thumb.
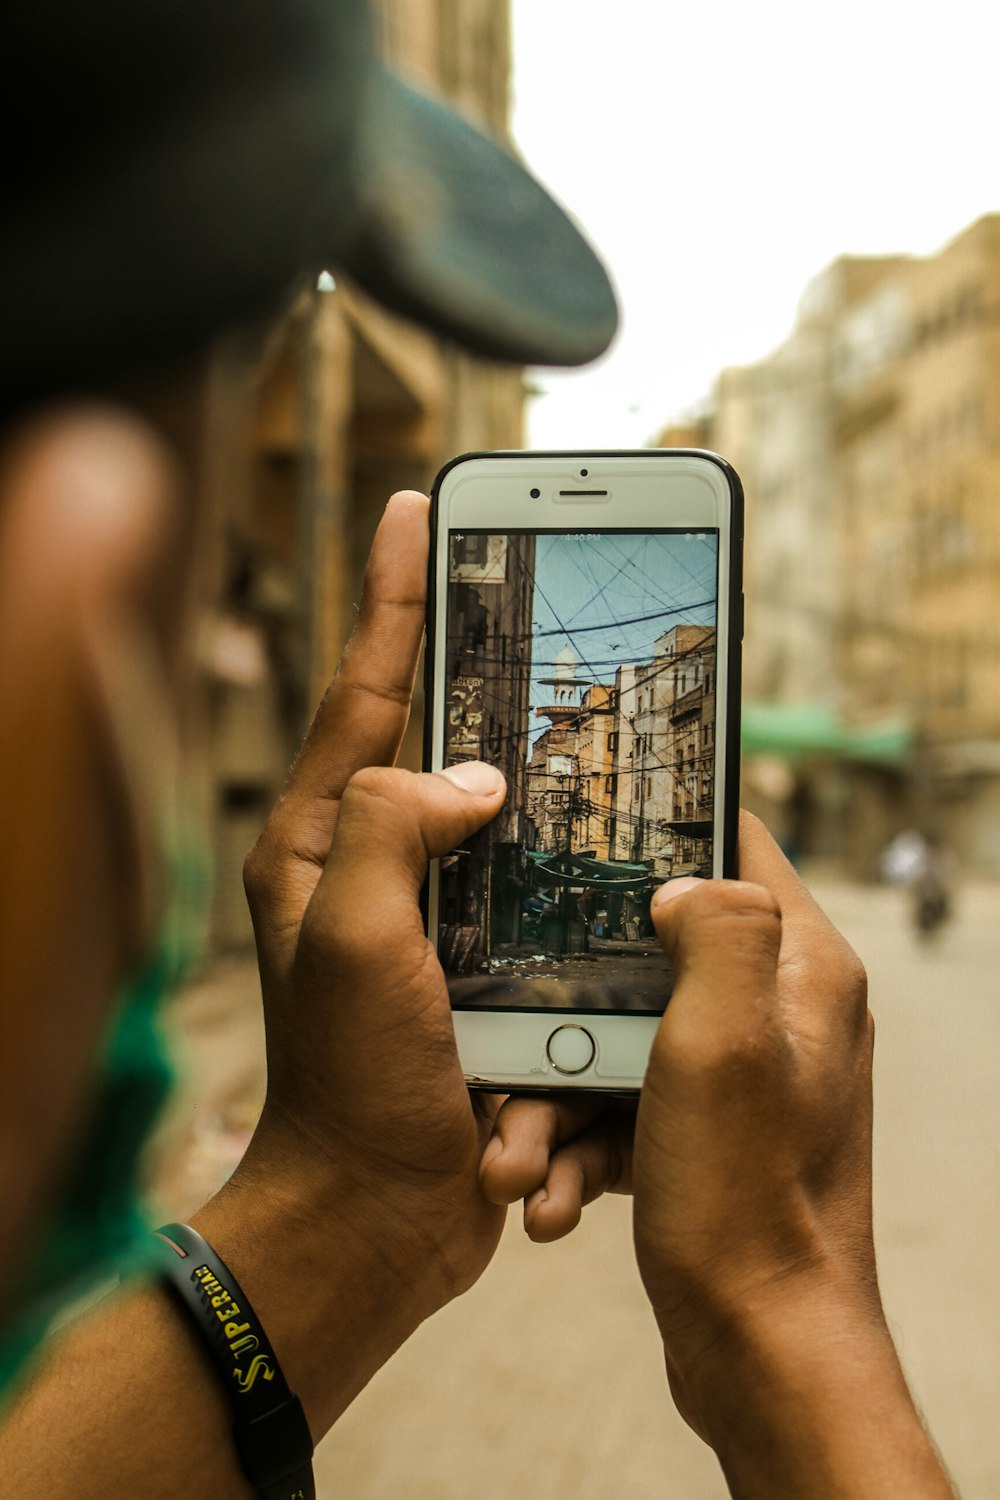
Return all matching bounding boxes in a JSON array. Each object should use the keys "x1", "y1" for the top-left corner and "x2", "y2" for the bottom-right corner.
[
  {"x1": 648, "y1": 878, "x2": 784, "y2": 1065},
  {"x1": 277, "y1": 762, "x2": 505, "y2": 1125},
  {"x1": 308, "y1": 761, "x2": 505, "y2": 946}
]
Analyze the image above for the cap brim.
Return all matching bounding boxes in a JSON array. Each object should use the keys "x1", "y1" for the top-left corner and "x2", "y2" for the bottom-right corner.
[
  {"x1": 332, "y1": 68, "x2": 619, "y2": 368},
  {"x1": 0, "y1": 9, "x2": 618, "y2": 408}
]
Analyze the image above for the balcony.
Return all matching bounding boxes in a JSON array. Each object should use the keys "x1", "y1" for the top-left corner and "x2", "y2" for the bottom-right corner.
[{"x1": 669, "y1": 685, "x2": 704, "y2": 723}]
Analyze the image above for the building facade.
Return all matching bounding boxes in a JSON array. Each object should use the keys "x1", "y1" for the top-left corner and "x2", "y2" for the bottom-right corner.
[
  {"x1": 527, "y1": 650, "x2": 587, "y2": 856},
  {"x1": 571, "y1": 684, "x2": 615, "y2": 859},
  {"x1": 152, "y1": 0, "x2": 526, "y2": 948},
  {"x1": 526, "y1": 636, "x2": 717, "y2": 880},
  {"x1": 710, "y1": 214, "x2": 1000, "y2": 871},
  {"x1": 439, "y1": 531, "x2": 536, "y2": 960}
]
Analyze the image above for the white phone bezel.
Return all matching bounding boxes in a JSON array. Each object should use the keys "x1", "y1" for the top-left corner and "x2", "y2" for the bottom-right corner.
[{"x1": 428, "y1": 451, "x2": 737, "y2": 1093}]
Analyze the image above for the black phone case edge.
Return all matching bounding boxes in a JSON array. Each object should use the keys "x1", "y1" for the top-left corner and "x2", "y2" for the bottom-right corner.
[{"x1": 422, "y1": 448, "x2": 745, "y2": 1094}]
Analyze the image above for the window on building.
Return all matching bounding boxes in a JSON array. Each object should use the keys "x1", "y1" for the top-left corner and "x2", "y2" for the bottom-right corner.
[
  {"x1": 462, "y1": 596, "x2": 487, "y2": 653},
  {"x1": 960, "y1": 390, "x2": 983, "y2": 440},
  {"x1": 458, "y1": 533, "x2": 488, "y2": 566},
  {"x1": 955, "y1": 282, "x2": 984, "y2": 325}
]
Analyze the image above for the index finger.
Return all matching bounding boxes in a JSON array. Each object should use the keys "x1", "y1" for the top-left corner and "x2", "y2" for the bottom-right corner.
[
  {"x1": 736, "y1": 810, "x2": 825, "y2": 921},
  {"x1": 737, "y1": 810, "x2": 855, "y2": 953},
  {"x1": 735, "y1": 810, "x2": 868, "y2": 1042}
]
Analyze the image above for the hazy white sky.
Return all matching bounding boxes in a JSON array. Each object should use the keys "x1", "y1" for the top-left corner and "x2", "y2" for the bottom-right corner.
[{"x1": 511, "y1": 0, "x2": 1000, "y2": 447}]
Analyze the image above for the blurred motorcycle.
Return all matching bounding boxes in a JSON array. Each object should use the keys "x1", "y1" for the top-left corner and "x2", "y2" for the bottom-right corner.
[
  {"x1": 914, "y1": 870, "x2": 951, "y2": 937},
  {"x1": 881, "y1": 829, "x2": 955, "y2": 941}
]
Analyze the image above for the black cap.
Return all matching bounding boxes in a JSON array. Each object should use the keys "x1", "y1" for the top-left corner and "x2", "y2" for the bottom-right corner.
[{"x1": 1, "y1": 0, "x2": 619, "y2": 404}]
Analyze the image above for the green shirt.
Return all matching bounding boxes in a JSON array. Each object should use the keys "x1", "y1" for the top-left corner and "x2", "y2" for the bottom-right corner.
[{"x1": 0, "y1": 837, "x2": 208, "y2": 1397}]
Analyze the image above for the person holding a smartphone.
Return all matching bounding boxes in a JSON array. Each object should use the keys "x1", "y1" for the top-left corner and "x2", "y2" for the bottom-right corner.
[{"x1": 0, "y1": 3, "x2": 955, "y2": 1497}]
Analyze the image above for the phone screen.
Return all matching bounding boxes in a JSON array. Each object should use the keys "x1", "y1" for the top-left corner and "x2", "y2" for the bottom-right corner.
[{"x1": 439, "y1": 527, "x2": 720, "y2": 1015}]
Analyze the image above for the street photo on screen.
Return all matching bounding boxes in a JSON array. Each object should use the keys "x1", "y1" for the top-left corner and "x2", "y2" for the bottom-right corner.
[{"x1": 439, "y1": 529, "x2": 719, "y2": 1012}]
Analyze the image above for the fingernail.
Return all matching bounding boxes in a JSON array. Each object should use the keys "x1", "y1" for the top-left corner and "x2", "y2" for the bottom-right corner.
[
  {"x1": 439, "y1": 761, "x2": 505, "y2": 797},
  {"x1": 652, "y1": 875, "x2": 702, "y2": 908}
]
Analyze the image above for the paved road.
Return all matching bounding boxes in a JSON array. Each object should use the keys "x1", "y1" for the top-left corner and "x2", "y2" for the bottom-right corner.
[{"x1": 154, "y1": 876, "x2": 1000, "y2": 1499}]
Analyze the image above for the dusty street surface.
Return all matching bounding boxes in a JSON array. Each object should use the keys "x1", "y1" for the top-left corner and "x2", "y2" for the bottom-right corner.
[{"x1": 152, "y1": 877, "x2": 1000, "y2": 1499}]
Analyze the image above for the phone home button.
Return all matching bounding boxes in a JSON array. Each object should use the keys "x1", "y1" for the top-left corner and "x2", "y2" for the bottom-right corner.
[{"x1": 546, "y1": 1024, "x2": 596, "y2": 1075}]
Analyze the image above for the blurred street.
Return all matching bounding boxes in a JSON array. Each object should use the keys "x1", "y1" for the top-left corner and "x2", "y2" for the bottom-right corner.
[{"x1": 151, "y1": 876, "x2": 1000, "y2": 1500}]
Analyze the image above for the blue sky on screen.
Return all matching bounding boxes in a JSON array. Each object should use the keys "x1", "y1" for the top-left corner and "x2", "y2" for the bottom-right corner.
[{"x1": 528, "y1": 532, "x2": 717, "y2": 741}]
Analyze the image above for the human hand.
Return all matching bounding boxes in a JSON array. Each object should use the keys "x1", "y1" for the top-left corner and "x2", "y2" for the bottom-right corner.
[
  {"x1": 484, "y1": 817, "x2": 874, "y2": 1313},
  {"x1": 630, "y1": 814, "x2": 877, "y2": 1438},
  {"x1": 480, "y1": 814, "x2": 868, "y2": 1257},
  {"x1": 483, "y1": 820, "x2": 956, "y2": 1495},
  {"x1": 234, "y1": 492, "x2": 521, "y2": 1326}
]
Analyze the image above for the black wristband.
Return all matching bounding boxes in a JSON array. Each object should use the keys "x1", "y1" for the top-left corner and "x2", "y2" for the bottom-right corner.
[{"x1": 155, "y1": 1222, "x2": 315, "y2": 1500}]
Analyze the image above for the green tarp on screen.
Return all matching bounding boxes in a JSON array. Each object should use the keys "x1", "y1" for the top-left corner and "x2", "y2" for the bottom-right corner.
[{"x1": 527, "y1": 849, "x2": 652, "y2": 889}]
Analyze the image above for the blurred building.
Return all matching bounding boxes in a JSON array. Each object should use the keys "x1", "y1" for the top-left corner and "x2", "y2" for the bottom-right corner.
[
  {"x1": 160, "y1": 0, "x2": 525, "y2": 948},
  {"x1": 710, "y1": 213, "x2": 1000, "y2": 872}
]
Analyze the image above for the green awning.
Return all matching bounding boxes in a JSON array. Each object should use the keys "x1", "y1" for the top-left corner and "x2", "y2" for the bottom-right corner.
[{"x1": 742, "y1": 701, "x2": 912, "y2": 765}]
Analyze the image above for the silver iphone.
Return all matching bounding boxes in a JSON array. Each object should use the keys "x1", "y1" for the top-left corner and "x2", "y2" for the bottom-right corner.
[{"x1": 424, "y1": 450, "x2": 743, "y2": 1093}]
